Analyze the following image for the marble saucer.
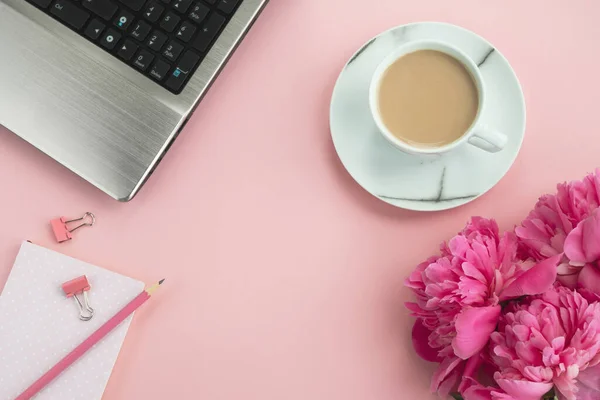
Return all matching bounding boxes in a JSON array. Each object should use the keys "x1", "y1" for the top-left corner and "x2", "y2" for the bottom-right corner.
[{"x1": 330, "y1": 22, "x2": 525, "y2": 211}]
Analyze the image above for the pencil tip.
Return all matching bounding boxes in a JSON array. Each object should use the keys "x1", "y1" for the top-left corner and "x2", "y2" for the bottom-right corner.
[{"x1": 158, "y1": 279, "x2": 165, "y2": 285}]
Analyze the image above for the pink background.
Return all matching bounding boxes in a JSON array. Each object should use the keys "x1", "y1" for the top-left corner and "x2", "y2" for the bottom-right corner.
[{"x1": 1, "y1": 1, "x2": 600, "y2": 399}]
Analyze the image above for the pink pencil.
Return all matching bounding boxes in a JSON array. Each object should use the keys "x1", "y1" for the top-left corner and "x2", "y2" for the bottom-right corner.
[{"x1": 16, "y1": 279, "x2": 165, "y2": 400}]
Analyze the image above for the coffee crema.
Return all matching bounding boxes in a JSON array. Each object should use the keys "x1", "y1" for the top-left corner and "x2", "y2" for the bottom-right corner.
[{"x1": 377, "y1": 50, "x2": 479, "y2": 148}]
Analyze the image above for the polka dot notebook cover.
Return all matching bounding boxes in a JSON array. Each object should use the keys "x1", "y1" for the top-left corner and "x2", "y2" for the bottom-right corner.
[{"x1": 0, "y1": 241, "x2": 144, "y2": 399}]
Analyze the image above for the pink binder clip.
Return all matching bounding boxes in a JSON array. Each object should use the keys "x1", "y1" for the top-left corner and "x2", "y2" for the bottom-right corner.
[
  {"x1": 62, "y1": 275, "x2": 95, "y2": 321},
  {"x1": 51, "y1": 212, "x2": 95, "y2": 243}
]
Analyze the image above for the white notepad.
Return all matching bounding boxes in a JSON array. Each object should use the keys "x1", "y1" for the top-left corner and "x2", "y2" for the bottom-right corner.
[{"x1": 0, "y1": 241, "x2": 144, "y2": 400}]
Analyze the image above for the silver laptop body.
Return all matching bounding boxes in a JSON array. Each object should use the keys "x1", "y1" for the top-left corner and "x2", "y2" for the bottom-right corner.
[{"x1": 0, "y1": 0, "x2": 267, "y2": 200}]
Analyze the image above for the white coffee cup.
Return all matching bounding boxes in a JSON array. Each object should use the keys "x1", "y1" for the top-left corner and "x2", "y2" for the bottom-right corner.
[{"x1": 369, "y1": 40, "x2": 507, "y2": 155}]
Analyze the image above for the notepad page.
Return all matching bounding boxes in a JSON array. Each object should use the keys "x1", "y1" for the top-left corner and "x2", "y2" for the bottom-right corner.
[{"x1": 0, "y1": 241, "x2": 144, "y2": 400}]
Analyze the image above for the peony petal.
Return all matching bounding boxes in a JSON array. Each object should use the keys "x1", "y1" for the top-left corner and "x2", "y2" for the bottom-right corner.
[
  {"x1": 491, "y1": 393, "x2": 520, "y2": 400},
  {"x1": 495, "y1": 378, "x2": 553, "y2": 400},
  {"x1": 516, "y1": 221, "x2": 550, "y2": 242},
  {"x1": 577, "y1": 287, "x2": 600, "y2": 303},
  {"x1": 462, "y1": 384, "x2": 494, "y2": 400},
  {"x1": 564, "y1": 221, "x2": 586, "y2": 264},
  {"x1": 438, "y1": 367, "x2": 461, "y2": 398},
  {"x1": 577, "y1": 363, "x2": 600, "y2": 392},
  {"x1": 582, "y1": 211, "x2": 600, "y2": 260},
  {"x1": 424, "y1": 262, "x2": 455, "y2": 283},
  {"x1": 462, "y1": 262, "x2": 488, "y2": 283},
  {"x1": 452, "y1": 306, "x2": 501, "y2": 359},
  {"x1": 574, "y1": 385, "x2": 600, "y2": 400},
  {"x1": 554, "y1": 365, "x2": 580, "y2": 400},
  {"x1": 557, "y1": 274, "x2": 579, "y2": 289},
  {"x1": 462, "y1": 384, "x2": 520, "y2": 400},
  {"x1": 431, "y1": 356, "x2": 462, "y2": 393},
  {"x1": 411, "y1": 319, "x2": 441, "y2": 362},
  {"x1": 577, "y1": 263, "x2": 600, "y2": 296},
  {"x1": 565, "y1": 210, "x2": 600, "y2": 264},
  {"x1": 499, "y1": 255, "x2": 561, "y2": 301},
  {"x1": 457, "y1": 353, "x2": 483, "y2": 393}
]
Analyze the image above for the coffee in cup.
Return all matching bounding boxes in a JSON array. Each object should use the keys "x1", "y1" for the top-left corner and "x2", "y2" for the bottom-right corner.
[
  {"x1": 369, "y1": 40, "x2": 507, "y2": 155},
  {"x1": 378, "y1": 50, "x2": 479, "y2": 148}
]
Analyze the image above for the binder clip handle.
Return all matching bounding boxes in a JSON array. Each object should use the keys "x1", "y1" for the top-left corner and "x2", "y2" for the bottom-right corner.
[
  {"x1": 62, "y1": 276, "x2": 95, "y2": 321},
  {"x1": 65, "y1": 212, "x2": 96, "y2": 233},
  {"x1": 73, "y1": 292, "x2": 94, "y2": 321},
  {"x1": 51, "y1": 212, "x2": 95, "y2": 243}
]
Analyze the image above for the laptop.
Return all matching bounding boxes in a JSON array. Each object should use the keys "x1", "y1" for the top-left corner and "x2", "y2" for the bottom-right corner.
[{"x1": 0, "y1": 0, "x2": 268, "y2": 201}]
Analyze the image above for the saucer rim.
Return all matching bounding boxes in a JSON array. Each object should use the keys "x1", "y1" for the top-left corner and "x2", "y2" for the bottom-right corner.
[{"x1": 329, "y1": 21, "x2": 527, "y2": 212}]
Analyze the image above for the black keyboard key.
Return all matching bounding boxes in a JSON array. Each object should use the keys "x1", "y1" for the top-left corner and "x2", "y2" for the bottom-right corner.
[
  {"x1": 165, "y1": 70, "x2": 186, "y2": 92},
  {"x1": 204, "y1": 0, "x2": 215, "y2": 3},
  {"x1": 130, "y1": 20, "x2": 151, "y2": 41},
  {"x1": 120, "y1": 0, "x2": 146, "y2": 11},
  {"x1": 216, "y1": 0, "x2": 238, "y2": 14},
  {"x1": 99, "y1": 28, "x2": 121, "y2": 49},
  {"x1": 165, "y1": 51, "x2": 200, "y2": 91},
  {"x1": 149, "y1": 59, "x2": 171, "y2": 81},
  {"x1": 113, "y1": 10, "x2": 133, "y2": 30},
  {"x1": 132, "y1": 49, "x2": 154, "y2": 71},
  {"x1": 192, "y1": 13, "x2": 224, "y2": 52},
  {"x1": 172, "y1": 0, "x2": 191, "y2": 13},
  {"x1": 159, "y1": 11, "x2": 180, "y2": 32},
  {"x1": 117, "y1": 39, "x2": 138, "y2": 60},
  {"x1": 143, "y1": 2, "x2": 163, "y2": 22},
  {"x1": 30, "y1": 0, "x2": 52, "y2": 9},
  {"x1": 177, "y1": 50, "x2": 200, "y2": 71},
  {"x1": 50, "y1": 0, "x2": 90, "y2": 29},
  {"x1": 147, "y1": 30, "x2": 168, "y2": 51},
  {"x1": 84, "y1": 18, "x2": 105, "y2": 39},
  {"x1": 81, "y1": 0, "x2": 117, "y2": 20},
  {"x1": 162, "y1": 40, "x2": 183, "y2": 61},
  {"x1": 188, "y1": 2, "x2": 208, "y2": 23},
  {"x1": 175, "y1": 21, "x2": 195, "y2": 42},
  {"x1": 160, "y1": 0, "x2": 171, "y2": 3}
]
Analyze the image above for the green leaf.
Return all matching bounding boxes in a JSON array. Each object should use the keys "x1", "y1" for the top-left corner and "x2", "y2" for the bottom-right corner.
[{"x1": 450, "y1": 394, "x2": 464, "y2": 400}]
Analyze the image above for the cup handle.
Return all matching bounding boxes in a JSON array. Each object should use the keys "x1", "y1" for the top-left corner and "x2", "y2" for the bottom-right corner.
[{"x1": 468, "y1": 125, "x2": 508, "y2": 153}]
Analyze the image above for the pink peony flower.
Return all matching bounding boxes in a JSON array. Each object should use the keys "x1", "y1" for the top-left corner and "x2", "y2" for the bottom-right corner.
[
  {"x1": 516, "y1": 170, "x2": 600, "y2": 288},
  {"x1": 405, "y1": 218, "x2": 560, "y2": 396},
  {"x1": 490, "y1": 286, "x2": 600, "y2": 400}
]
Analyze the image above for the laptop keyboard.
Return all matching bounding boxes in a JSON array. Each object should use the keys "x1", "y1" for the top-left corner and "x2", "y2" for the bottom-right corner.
[{"x1": 25, "y1": 0, "x2": 242, "y2": 94}]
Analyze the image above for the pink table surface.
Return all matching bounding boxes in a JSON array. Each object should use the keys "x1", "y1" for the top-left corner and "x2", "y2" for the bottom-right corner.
[{"x1": 1, "y1": 1, "x2": 600, "y2": 399}]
